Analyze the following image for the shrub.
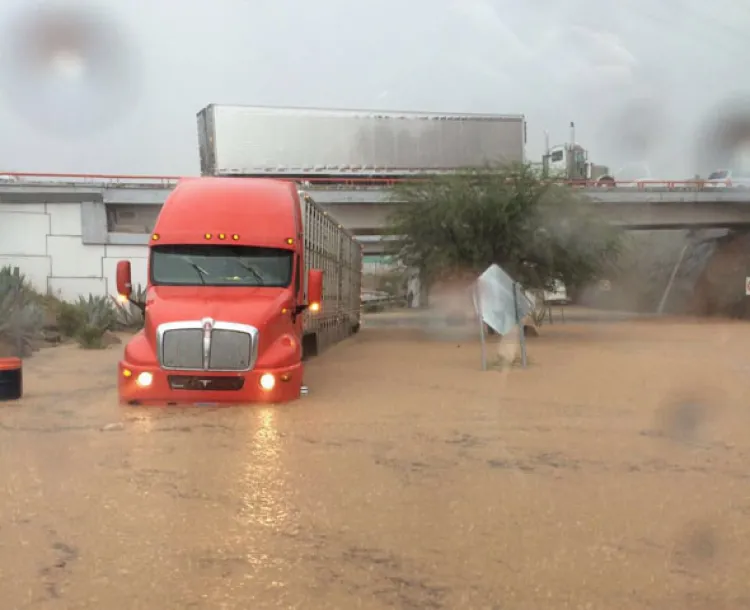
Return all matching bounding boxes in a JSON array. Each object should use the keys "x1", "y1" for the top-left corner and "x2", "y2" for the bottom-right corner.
[
  {"x1": 56, "y1": 301, "x2": 87, "y2": 337},
  {"x1": 0, "y1": 265, "x2": 34, "y2": 295},
  {"x1": 77, "y1": 324, "x2": 108, "y2": 349},
  {"x1": 0, "y1": 266, "x2": 44, "y2": 356},
  {"x1": 74, "y1": 295, "x2": 117, "y2": 349},
  {"x1": 54, "y1": 293, "x2": 118, "y2": 349},
  {"x1": 77, "y1": 294, "x2": 117, "y2": 330}
]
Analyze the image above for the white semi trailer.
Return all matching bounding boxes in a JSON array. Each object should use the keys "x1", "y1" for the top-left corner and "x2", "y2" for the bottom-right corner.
[{"x1": 196, "y1": 103, "x2": 526, "y2": 176}]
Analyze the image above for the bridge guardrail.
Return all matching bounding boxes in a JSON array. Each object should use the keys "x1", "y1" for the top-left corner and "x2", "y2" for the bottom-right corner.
[{"x1": 0, "y1": 172, "x2": 737, "y2": 191}]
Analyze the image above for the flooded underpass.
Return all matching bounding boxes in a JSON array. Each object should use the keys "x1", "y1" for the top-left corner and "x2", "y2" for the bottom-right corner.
[{"x1": 3, "y1": 313, "x2": 750, "y2": 609}]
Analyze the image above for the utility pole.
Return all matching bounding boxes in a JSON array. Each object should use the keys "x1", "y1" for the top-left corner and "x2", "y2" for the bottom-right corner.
[{"x1": 567, "y1": 121, "x2": 576, "y2": 179}]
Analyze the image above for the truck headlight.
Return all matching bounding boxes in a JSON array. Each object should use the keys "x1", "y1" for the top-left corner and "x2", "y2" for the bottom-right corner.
[
  {"x1": 136, "y1": 372, "x2": 153, "y2": 387},
  {"x1": 259, "y1": 373, "x2": 275, "y2": 391}
]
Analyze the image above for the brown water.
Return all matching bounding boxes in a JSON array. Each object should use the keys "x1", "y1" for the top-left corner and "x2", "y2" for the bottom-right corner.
[{"x1": 2, "y1": 318, "x2": 750, "y2": 609}]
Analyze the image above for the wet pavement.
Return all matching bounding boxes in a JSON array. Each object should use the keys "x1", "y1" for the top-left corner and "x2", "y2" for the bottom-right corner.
[{"x1": 2, "y1": 319, "x2": 750, "y2": 609}]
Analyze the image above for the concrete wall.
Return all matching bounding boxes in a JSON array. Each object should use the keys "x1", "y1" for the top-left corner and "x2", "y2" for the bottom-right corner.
[{"x1": 0, "y1": 201, "x2": 148, "y2": 301}]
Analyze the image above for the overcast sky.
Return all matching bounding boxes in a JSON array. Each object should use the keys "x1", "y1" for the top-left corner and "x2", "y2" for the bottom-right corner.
[{"x1": 0, "y1": 0, "x2": 749, "y2": 177}]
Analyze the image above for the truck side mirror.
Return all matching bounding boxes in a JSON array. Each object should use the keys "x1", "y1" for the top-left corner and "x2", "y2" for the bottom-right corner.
[
  {"x1": 116, "y1": 260, "x2": 146, "y2": 315},
  {"x1": 116, "y1": 260, "x2": 132, "y2": 299},
  {"x1": 307, "y1": 269, "x2": 323, "y2": 312}
]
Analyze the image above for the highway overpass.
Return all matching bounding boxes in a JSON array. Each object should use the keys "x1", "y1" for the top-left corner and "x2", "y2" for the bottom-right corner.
[
  {"x1": 4, "y1": 175, "x2": 750, "y2": 254},
  {"x1": 309, "y1": 197, "x2": 750, "y2": 233}
]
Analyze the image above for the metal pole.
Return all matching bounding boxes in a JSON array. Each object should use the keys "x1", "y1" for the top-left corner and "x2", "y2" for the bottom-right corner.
[
  {"x1": 475, "y1": 283, "x2": 487, "y2": 371},
  {"x1": 513, "y1": 283, "x2": 528, "y2": 368},
  {"x1": 657, "y1": 242, "x2": 689, "y2": 315}
]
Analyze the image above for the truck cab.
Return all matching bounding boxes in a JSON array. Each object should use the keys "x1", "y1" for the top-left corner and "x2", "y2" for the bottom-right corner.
[
  {"x1": 544, "y1": 144, "x2": 609, "y2": 182},
  {"x1": 115, "y1": 177, "x2": 324, "y2": 405}
]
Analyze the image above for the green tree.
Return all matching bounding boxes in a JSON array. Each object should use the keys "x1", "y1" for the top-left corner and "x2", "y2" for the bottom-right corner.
[{"x1": 388, "y1": 164, "x2": 623, "y2": 296}]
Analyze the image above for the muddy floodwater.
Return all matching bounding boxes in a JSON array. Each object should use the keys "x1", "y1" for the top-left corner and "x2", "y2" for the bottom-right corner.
[{"x1": 2, "y1": 311, "x2": 750, "y2": 609}]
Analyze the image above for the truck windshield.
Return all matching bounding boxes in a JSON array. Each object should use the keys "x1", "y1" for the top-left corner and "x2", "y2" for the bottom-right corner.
[{"x1": 150, "y1": 244, "x2": 293, "y2": 287}]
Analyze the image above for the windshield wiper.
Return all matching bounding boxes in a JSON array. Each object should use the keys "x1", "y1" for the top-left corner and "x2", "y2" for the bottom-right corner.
[
  {"x1": 181, "y1": 257, "x2": 208, "y2": 284},
  {"x1": 232, "y1": 261, "x2": 265, "y2": 285}
]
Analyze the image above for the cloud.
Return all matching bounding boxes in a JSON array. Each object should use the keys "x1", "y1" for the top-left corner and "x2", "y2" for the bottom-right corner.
[
  {"x1": 569, "y1": 26, "x2": 637, "y2": 67},
  {"x1": 448, "y1": 0, "x2": 533, "y2": 60},
  {"x1": 0, "y1": 0, "x2": 748, "y2": 176}
]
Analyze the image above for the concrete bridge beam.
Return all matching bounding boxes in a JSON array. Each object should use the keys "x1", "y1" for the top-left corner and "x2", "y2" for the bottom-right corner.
[
  {"x1": 321, "y1": 200, "x2": 750, "y2": 233},
  {"x1": 587, "y1": 202, "x2": 750, "y2": 230},
  {"x1": 320, "y1": 202, "x2": 398, "y2": 232}
]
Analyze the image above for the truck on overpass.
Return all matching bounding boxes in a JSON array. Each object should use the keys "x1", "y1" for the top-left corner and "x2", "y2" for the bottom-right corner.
[{"x1": 196, "y1": 103, "x2": 527, "y2": 178}]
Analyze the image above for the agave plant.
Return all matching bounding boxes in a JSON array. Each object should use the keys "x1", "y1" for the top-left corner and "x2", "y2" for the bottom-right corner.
[
  {"x1": 0, "y1": 265, "x2": 33, "y2": 299},
  {"x1": 112, "y1": 284, "x2": 146, "y2": 331},
  {"x1": 68, "y1": 294, "x2": 118, "y2": 349},
  {"x1": 0, "y1": 267, "x2": 43, "y2": 356},
  {"x1": 76, "y1": 294, "x2": 117, "y2": 331}
]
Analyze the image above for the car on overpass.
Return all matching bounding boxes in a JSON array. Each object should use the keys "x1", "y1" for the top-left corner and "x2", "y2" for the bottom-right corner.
[
  {"x1": 705, "y1": 169, "x2": 750, "y2": 189},
  {"x1": 591, "y1": 161, "x2": 652, "y2": 189}
]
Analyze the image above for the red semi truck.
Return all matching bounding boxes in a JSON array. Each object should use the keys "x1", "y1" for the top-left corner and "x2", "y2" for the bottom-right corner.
[{"x1": 115, "y1": 177, "x2": 362, "y2": 405}]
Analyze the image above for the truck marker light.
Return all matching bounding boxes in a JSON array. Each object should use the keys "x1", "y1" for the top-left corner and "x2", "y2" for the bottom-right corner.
[
  {"x1": 136, "y1": 372, "x2": 153, "y2": 387},
  {"x1": 259, "y1": 373, "x2": 275, "y2": 391},
  {"x1": 204, "y1": 233, "x2": 212, "y2": 239},
  {"x1": 218, "y1": 233, "x2": 226, "y2": 240},
  {"x1": 232, "y1": 234, "x2": 240, "y2": 240},
  {"x1": 286, "y1": 238, "x2": 294, "y2": 245},
  {"x1": 281, "y1": 307, "x2": 288, "y2": 314},
  {"x1": 280, "y1": 373, "x2": 291, "y2": 382},
  {"x1": 116, "y1": 293, "x2": 129, "y2": 304},
  {"x1": 122, "y1": 369, "x2": 132, "y2": 378},
  {"x1": 151, "y1": 233, "x2": 160, "y2": 241},
  {"x1": 309, "y1": 302, "x2": 320, "y2": 313}
]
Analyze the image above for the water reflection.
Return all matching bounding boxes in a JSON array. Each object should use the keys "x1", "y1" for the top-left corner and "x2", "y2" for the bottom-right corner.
[{"x1": 238, "y1": 408, "x2": 298, "y2": 533}]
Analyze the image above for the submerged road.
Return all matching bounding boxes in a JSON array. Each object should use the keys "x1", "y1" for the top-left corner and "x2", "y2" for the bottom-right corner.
[{"x1": 2, "y1": 320, "x2": 750, "y2": 609}]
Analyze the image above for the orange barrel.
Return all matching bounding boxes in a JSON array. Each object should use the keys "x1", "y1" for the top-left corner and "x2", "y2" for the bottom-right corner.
[{"x1": 0, "y1": 357, "x2": 22, "y2": 401}]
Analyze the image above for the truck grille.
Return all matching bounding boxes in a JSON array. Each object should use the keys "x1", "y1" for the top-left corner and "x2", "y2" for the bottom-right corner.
[
  {"x1": 158, "y1": 320, "x2": 258, "y2": 372},
  {"x1": 208, "y1": 329, "x2": 252, "y2": 370},
  {"x1": 162, "y1": 329, "x2": 204, "y2": 369}
]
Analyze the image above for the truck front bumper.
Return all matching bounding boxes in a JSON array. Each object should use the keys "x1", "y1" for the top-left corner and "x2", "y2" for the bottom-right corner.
[{"x1": 118, "y1": 361, "x2": 304, "y2": 405}]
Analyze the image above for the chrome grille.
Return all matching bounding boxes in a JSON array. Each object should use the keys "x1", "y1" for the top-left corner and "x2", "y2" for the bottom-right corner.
[
  {"x1": 162, "y1": 329, "x2": 204, "y2": 369},
  {"x1": 209, "y1": 329, "x2": 252, "y2": 370},
  {"x1": 157, "y1": 319, "x2": 258, "y2": 372}
]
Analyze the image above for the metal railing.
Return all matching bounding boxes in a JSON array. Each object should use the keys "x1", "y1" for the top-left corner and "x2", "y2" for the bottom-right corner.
[
  {"x1": 0, "y1": 171, "x2": 736, "y2": 191},
  {"x1": 0, "y1": 171, "x2": 181, "y2": 188}
]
